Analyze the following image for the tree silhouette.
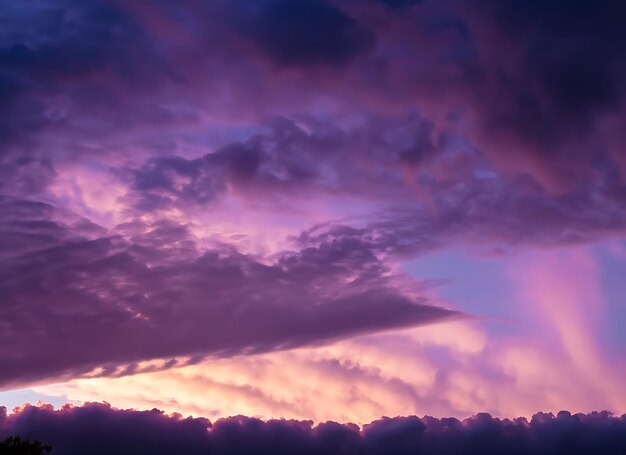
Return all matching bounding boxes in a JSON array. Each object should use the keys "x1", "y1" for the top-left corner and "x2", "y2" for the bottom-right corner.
[{"x1": 0, "y1": 436, "x2": 51, "y2": 454}]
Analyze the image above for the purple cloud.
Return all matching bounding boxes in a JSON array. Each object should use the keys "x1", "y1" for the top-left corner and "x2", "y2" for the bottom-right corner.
[
  {"x1": 241, "y1": 0, "x2": 375, "y2": 67},
  {"x1": 0, "y1": 195, "x2": 456, "y2": 389},
  {"x1": 1, "y1": 403, "x2": 625, "y2": 455},
  {"x1": 116, "y1": 114, "x2": 626, "y2": 253}
]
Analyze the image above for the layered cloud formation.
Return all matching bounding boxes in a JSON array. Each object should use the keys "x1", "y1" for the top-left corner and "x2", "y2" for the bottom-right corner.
[
  {"x1": 3, "y1": 0, "x2": 626, "y2": 237},
  {"x1": 0, "y1": 195, "x2": 457, "y2": 388},
  {"x1": 2, "y1": 403, "x2": 626, "y2": 455},
  {"x1": 1, "y1": 0, "x2": 626, "y2": 428}
]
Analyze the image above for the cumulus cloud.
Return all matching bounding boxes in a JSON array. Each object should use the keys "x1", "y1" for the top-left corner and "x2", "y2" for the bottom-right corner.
[{"x1": 1, "y1": 403, "x2": 625, "y2": 455}]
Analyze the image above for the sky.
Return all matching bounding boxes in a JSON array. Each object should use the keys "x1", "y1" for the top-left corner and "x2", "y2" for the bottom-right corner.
[{"x1": 1, "y1": 0, "x2": 626, "y2": 452}]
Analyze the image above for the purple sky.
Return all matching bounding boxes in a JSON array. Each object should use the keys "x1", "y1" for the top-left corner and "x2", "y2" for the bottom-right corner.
[{"x1": 1, "y1": 0, "x2": 626, "y2": 450}]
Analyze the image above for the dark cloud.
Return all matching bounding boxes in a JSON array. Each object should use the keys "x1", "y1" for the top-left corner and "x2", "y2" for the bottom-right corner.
[
  {"x1": 243, "y1": 0, "x2": 375, "y2": 67},
  {"x1": 463, "y1": 0, "x2": 626, "y2": 185},
  {"x1": 0, "y1": 196, "x2": 456, "y2": 389},
  {"x1": 2, "y1": 0, "x2": 624, "y2": 193},
  {"x1": 0, "y1": 0, "x2": 171, "y2": 186},
  {"x1": 1, "y1": 404, "x2": 625, "y2": 455},
  {"x1": 372, "y1": 0, "x2": 424, "y2": 9}
]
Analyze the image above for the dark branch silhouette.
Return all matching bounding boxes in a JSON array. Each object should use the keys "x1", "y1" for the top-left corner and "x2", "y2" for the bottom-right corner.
[{"x1": 0, "y1": 436, "x2": 51, "y2": 455}]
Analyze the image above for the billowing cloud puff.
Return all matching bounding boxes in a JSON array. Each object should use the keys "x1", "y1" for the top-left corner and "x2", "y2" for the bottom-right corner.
[{"x1": 1, "y1": 403, "x2": 625, "y2": 455}]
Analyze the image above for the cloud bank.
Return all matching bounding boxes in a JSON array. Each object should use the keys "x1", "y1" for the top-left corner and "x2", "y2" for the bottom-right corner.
[{"x1": 1, "y1": 403, "x2": 625, "y2": 455}]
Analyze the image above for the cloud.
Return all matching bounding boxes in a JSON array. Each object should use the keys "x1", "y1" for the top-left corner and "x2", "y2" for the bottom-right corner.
[
  {"x1": 0, "y1": 195, "x2": 456, "y2": 389},
  {"x1": 123, "y1": 119, "x2": 325, "y2": 211},
  {"x1": 241, "y1": 0, "x2": 375, "y2": 67},
  {"x1": 460, "y1": 0, "x2": 626, "y2": 187},
  {"x1": 1, "y1": 403, "x2": 625, "y2": 455},
  {"x1": 0, "y1": 0, "x2": 159, "y2": 150},
  {"x1": 117, "y1": 113, "x2": 626, "y2": 254},
  {"x1": 371, "y1": 0, "x2": 425, "y2": 9},
  {"x1": 0, "y1": 153, "x2": 56, "y2": 196}
]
